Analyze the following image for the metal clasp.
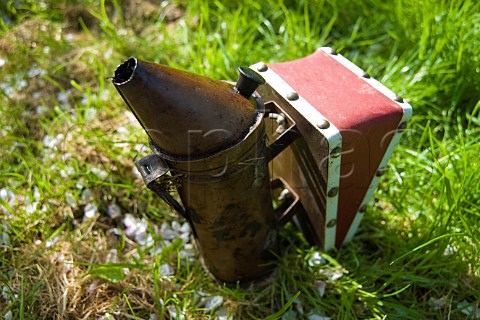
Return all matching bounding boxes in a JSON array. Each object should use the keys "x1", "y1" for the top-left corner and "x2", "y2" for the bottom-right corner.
[{"x1": 135, "y1": 154, "x2": 188, "y2": 220}]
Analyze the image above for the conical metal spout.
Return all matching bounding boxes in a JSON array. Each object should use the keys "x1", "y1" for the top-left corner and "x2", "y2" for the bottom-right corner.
[{"x1": 113, "y1": 57, "x2": 259, "y2": 157}]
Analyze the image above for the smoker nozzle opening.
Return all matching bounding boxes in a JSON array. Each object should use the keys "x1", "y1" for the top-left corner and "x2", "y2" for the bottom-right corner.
[{"x1": 113, "y1": 57, "x2": 137, "y2": 85}]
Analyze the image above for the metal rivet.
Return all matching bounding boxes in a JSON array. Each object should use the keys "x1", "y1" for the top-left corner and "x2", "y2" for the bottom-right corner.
[
  {"x1": 397, "y1": 122, "x2": 407, "y2": 132},
  {"x1": 329, "y1": 48, "x2": 338, "y2": 55},
  {"x1": 359, "y1": 204, "x2": 367, "y2": 213},
  {"x1": 330, "y1": 147, "x2": 341, "y2": 158},
  {"x1": 376, "y1": 167, "x2": 387, "y2": 177},
  {"x1": 286, "y1": 92, "x2": 299, "y2": 101},
  {"x1": 326, "y1": 219, "x2": 337, "y2": 228},
  {"x1": 327, "y1": 187, "x2": 338, "y2": 197},
  {"x1": 257, "y1": 63, "x2": 268, "y2": 72},
  {"x1": 361, "y1": 71, "x2": 370, "y2": 79},
  {"x1": 394, "y1": 95, "x2": 404, "y2": 103},
  {"x1": 317, "y1": 119, "x2": 330, "y2": 129}
]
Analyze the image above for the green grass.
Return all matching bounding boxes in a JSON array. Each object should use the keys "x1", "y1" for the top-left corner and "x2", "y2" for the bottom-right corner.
[{"x1": 1, "y1": 0, "x2": 479, "y2": 319}]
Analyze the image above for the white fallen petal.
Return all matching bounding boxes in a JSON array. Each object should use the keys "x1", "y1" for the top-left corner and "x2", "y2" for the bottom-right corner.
[
  {"x1": 75, "y1": 178, "x2": 85, "y2": 190},
  {"x1": 308, "y1": 251, "x2": 326, "y2": 267},
  {"x1": 4, "y1": 310, "x2": 13, "y2": 320},
  {"x1": 2, "y1": 285, "x2": 12, "y2": 301},
  {"x1": 62, "y1": 153, "x2": 72, "y2": 162},
  {"x1": 180, "y1": 243, "x2": 195, "y2": 259},
  {"x1": 84, "y1": 203, "x2": 97, "y2": 218},
  {"x1": 27, "y1": 66, "x2": 45, "y2": 78},
  {"x1": 123, "y1": 214, "x2": 137, "y2": 229},
  {"x1": 117, "y1": 126, "x2": 128, "y2": 135},
  {"x1": 85, "y1": 108, "x2": 97, "y2": 121},
  {"x1": 42, "y1": 133, "x2": 64, "y2": 149},
  {"x1": 313, "y1": 280, "x2": 326, "y2": 297},
  {"x1": 457, "y1": 300, "x2": 480, "y2": 318},
  {"x1": 65, "y1": 192, "x2": 77, "y2": 208},
  {"x1": 167, "y1": 306, "x2": 185, "y2": 320},
  {"x1": 64, "y1": 33, "x2": 74, "y2": 41},
  {"x1": 171, "y1": 221, "x2": 182, "y2": 231},
  {"x1": 1, "y1": 228, "x2": 11, "y2": 246},
  {"x1": 180, "y1": 232, "x2": 190, "y2": 243},
  {"x1": 36, "y1": 105, "x2": 48, "y2": 115},
  {"x1": 103, "y1": 48, "x2": 112, "y2": 59},
  {"x1": 443, "y1": 244, "x2": 457, "y2": 256},
  {"x1": 33, "y1": 187, "x2": 41, "y2": 202},
  {"x1": 107, "y1": 203, "x2": 121, "y2": 218},
  {"x1": 45, "y1": 236, "x2": 59, "y2": 248},
  {"x1": 159, "y1": 223, "x2": 178, "y2": 240},
  {"x1": 179, "y1": 248, "x2": 194, "y2": 258},
  {"x1": 81, "y1": 189, "x2": 93, "y2": 202},
  {"x1": 204, "y1": 295, "x2": 223, "y2": 312},
  {"x1": 319, "y1": 269, "x2": 344, "y2": 282},
  {"x1": 0, "y1": 188, "x2": 16, "y2": 208},
  {"x1": 289, "y1": 294, "x2": 304, "y2": 314},
  {"x1": 57, "y1": 91, "x2": 70, "y2": 103},
  {"x1": 330, "y1": 272, "x2": 343, "y2": 281},
  {"x1": 429, "y1": 296, "x2": 448, "y2": 310},
  {"x1": 160, "y1": 263, "x2": 175, "y2": 276},
  {"x1": 105, "y1": 249, "x2": 118, "y2": 263},
  {"x1": 3, "y1": 84, "x2": 14, "y2": 97},
  {"x1": 149, "y1": 314, "x2": 159, "y2": 320},
  {"x1": 134, "y1": 143, "x2": 148, "y2": 152},
  {"x1": 133, "y1": 225, "x2": 147, "y2": 242},
  {"x1": 179, "y1": 222, "x2": 191, "y2": 234},
  {"x1": 56, "y1": 254, "x2": 65, "y2": 263},
  {"x1": 64, "y1": 261, "x2": 72, "y2": 273},
  {"x1": 25, "y1": 202, "x2": 39, "y2": 214},
  {"x1": 215, "y1": 306, "x2": 232, "y2": 320},
  {"x1": 16, "y1": 79, "x2": 27, "y2": 90},
  {"x1": 86, "y1": 283, "x2": 96, "y2": 295},
  {"x1": 123, "y1": 214, "x2": 153, "y2": 246},
  {"x1": 100, "y1": 313, "x2": 115, "y2": 320},
  {"x1": 91, "y1": 167, "x2": 108, "y2": 179}
]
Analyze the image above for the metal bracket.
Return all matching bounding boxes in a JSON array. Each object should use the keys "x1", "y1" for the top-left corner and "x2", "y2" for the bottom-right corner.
[
  {"x1": 135, "y1": 154, "x2": 188, "y2": 220},
  {"x1": 266, "y1": 122, "x2": 299, "y2": 163},
  {"x1": 271, "y1": 177, "x2": 303, "y2": 227},
  {"x1": 252, "y1": 63, "x2": 342, "y2": 251}
]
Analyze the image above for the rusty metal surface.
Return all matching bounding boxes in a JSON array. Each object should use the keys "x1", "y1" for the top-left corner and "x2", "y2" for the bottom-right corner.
[
  {"x1": 163, "y1": 115, "x2": 278, "y2": 283},
  {"x1": 113, "y1": 58, "x2": 258, "y2": 158}
]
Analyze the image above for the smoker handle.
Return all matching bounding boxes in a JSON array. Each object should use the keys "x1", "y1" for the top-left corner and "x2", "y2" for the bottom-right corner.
[{"x1": 265, "y1": 121, "x2": 299, "y2": 162}]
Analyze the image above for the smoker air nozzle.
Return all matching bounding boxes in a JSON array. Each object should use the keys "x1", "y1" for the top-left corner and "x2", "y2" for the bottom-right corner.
[{"x1": 235, "y1": 66, "x2": 266, "y2": 98}]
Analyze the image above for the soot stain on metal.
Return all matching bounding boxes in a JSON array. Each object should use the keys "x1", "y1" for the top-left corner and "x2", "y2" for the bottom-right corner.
[
  {"x1": 186, "y1": 208, "x2": 203, "y2": 224},
  {"x1": 212, "y1": 228, "x2": 237, "y2": 242}
]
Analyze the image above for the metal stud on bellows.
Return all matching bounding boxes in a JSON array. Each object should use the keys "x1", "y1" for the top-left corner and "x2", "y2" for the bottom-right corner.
[{"x1": 235, "y1": 66, "x2": 266, "y2": 98}]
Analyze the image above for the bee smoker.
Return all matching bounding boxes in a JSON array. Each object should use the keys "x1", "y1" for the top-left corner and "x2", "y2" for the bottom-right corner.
[{"x1": 112, "y1": 48, "x2": 412, "y2": 283}]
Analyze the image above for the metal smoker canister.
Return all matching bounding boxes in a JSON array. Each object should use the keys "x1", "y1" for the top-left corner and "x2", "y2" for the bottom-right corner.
[{"x1": 113, "y1": 58, "x2": 278, "y2": 283}]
